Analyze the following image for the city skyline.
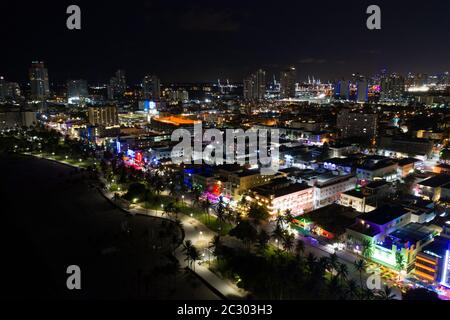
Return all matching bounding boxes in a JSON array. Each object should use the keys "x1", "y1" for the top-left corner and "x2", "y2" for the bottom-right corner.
[{"x1": 2, "y1": 0, "x2": 450, "y2": 83}]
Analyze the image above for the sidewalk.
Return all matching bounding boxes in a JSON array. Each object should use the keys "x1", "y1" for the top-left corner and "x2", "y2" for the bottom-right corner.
[{"x1": 102, "y1": 189, "x2": 248, "y2": 300}]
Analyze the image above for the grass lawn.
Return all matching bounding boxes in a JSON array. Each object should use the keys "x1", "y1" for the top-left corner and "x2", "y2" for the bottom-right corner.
[{"x1": 142, "y1": 196, "x2": 233, "y2": 236}]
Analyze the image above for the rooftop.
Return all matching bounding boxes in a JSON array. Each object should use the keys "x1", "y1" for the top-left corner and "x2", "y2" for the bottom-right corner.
[
  {"x1": 253, "y1": 178, "x2": 312, "y2": 198},
  {"x1": 418, "y1": 174, "x2": 450, "y2": 188},
  {"x1": 358, "y1": 205, "x2": 409, "y2": 226},
  {"x1": 386, "y1": 223, "x2": 435, "y2": 247},
  {"x1": 365, "y1": 180, "x2": 390, "y2": 190},
  {"x1": 397, "y1": 157, "x2": 420, "y2": 166},
  {"x1": 301, "y1": 204, "x2": 358, "y2": 235}
]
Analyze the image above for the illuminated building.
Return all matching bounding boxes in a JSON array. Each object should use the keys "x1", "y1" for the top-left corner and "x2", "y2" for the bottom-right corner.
[
  {"x1": 346, "y1": 205, "x2": 411, "y2": 252},
  {"x1": 340, "y1": 180, "x2": 391, "y2": 213},
  {"x1": 88, "y1": 105, "x2": 119, "y2": 126},
  {"x1": 0, "y1": 77, "x2": 21, "y2": 100},
  {"x1": 356, "y1": 79, "x2": 368, "y2": 103},
  {"x1": 415, "y1": 236, "x2": 450, "y2": 286},
  {"x1": 0, "y1": 110, "x2": 37, "y2": 129},
  {"x1": 29, "y1": 61, "x2": 49, "y2": 99},
  {"x1": 280, "y1": 67, "x2": 296, "y2": 99},
  {"x1": 370, "y1": 223, "x2": 435, "y2": 272},
  {"x1": 340, "y1": 189, "x2": 376, "y2": 213},
  {"x1": 415, "y1": 174, "x2": 450, "y2": 202},
  {"x1": 380, "y1": 73, "x2": 405, "y2": 102},
  {"x1": 397, "y1": 158, "x2": 419, "y2": 178},
  {"x1": 243, "y1": 69, "x2": 266, "y2": 101},
  {"x1": 67, "y1": 79, "x2": 88, "y2": 104},
  {"x1": 336, "y1": 109, "x2": 377, "y2": 139},
  {"x1": 142, "y1": 75, "x2": 160, "y2": 100},
  {"x1": 356, "y1": 156, "x2": 398, "y2": 184},
  {"x1": 378, "y1": 136, "x2": 433, "y2": 160},
  {"x1": 227, "y1": 169, "x2": 281, "y2": 199},
  {"x1": 108, "y1": 69, "x2": 127, "y2": 100},
  {"x1": 150, "y1": 115, "x2": 200, "y2": 132},
  {"x1": 312, "y1": 172, "x2": 357, "y2": 209},
  {"x1": 250, "y1": 178, "x2": 314, "y2": 216},
  {"x1": 334, "y1": 79, "x2": 350, "y2": 100},
  {"x1": 295, "y1": 204, "x2": 358, "y2": 241}
]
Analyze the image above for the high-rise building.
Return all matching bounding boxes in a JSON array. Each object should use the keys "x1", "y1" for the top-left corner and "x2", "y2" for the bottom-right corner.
[
  {"x1": 88, "y1": 105, "x2": 119, "y2": 126},
  {"x1": 380, "y1": 74, "x2": 405, "y2": 102},
  {"x1": 29, "y1": 61, "x2": 49, "y2": 100},
  {"x1": 243, "y1": 74, "x2": 255, "y2": 100},
  {"x1": 142, "y1": 75, "x2": 160, "y2": 100},
  {"x1": 255, "y1": 69, "x2": 266, "y2": 100},
  {"x1": 337, "y1": 109, "x2": 377, "y2": 139},
  {"x1": 334, "y1": 79, "x2": 350, "y2": 100},
  {"x1": 357, "y1": 79, "x2": 368, "y2": 103},
  {"x1": 108, "y1": 69, "x2": 127, "y2": 100},
  {"x1": 280, "y1": 66, "x2": 296, "y2": 99},
  {"x1": 0, "y1": 76, "x2": 5, "y2": 100},
  {"x1": 243, "y1": 69, "x2": 266, "y2": 101},
  {"x1": 67, "y1": 80, "x2": 88, "y2": 101}
]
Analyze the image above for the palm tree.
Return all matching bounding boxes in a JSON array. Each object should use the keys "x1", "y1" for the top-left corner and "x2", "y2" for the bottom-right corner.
[
  {"x1": 215, "y1": 202, "x2": 227, "y2": 229},
  {"x1": 345, "y1": 279, "x2": 359, "y2": 300},
  {"x1": 353, "y1": 259, "x2": 367, "y2": 290},
  {"x1": 182, "y1": 240, "x2": 193, "y2": 253},
  {"x1": 282, "y1": 233, "x2": 295, "y2": 253},
  {"x1": 395, "y1": 251, "x2": 406, "y2": 280},
  {"x1": 336, "y1": 263, "x2": 349, "y2": 285},
  {"x1": 188, "y1": 246, "x2": 201, "y2": 271},
  {"x1": 271, "y1": 224, "x2": 286, "y2": 249},
  {"x1": 182, "y1": 240, "x2": 199, "y2": 269},
  {"x1": 376, "y1": 286, "x2": 397, "y2": 300},
  {"x1": 283, "y1": 209, "x2": 294, "y2": 225},
  {"x1": 328, "y1": 253, "x2": 339, "y2": 274},
  {"x1": 275, "y1": 211, "x2": 285, "y2": 229},
  {"x1": 209, "y1": 235, "x2": 222, "y2": 258},
  {"x1": 362, "y1": 239, "x2": 374, "y2": 259}
]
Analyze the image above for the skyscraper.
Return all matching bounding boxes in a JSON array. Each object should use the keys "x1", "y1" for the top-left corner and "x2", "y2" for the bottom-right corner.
[
  {"x1": 380, "y1": 73, "x2": 405, "y2": 102},
  {"x1": 243, "y1": 74, "x2": 255, "y2": 100},
  {"x1": 29, "y1": 61, "x2": 49, "y2": 100},
  {"x1": 334, "y1": 79, "x2": 350, "y2": 100},
  {"x1": 243, "y1": 69, "x2": 266, "y2": 101},
  {"x1": 356, "y1": 78, "x2": 368, "y2": 103},
  {"x1": 142, "y1": 75, "x2": 161, "y2": 100},
  {"x1": 0, "y1": 76, "x2": 5, "y2": 100},
  {"x1": 280, "y1": 66, "x2": 296, "y2": 99},
  {"x1": 67, "y1": 80, "x2": 88, "y2": 101},
  {"x1": 108, "y1": 69, "x2": 127, "y2": 100}
]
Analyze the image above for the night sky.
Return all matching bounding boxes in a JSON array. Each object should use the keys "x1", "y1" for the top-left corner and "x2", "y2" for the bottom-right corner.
[{"x1": 1, "y1": 0, "x2": 450, "y2": 84}]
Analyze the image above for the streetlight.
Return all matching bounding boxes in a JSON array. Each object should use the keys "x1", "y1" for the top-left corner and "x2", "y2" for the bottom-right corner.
[
  {"x1": 182, "y1": 195, "x2": 185, "y2": 205},
  {"x1": 160, "y1": 204, "x2": 164, "y2": 215}
]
